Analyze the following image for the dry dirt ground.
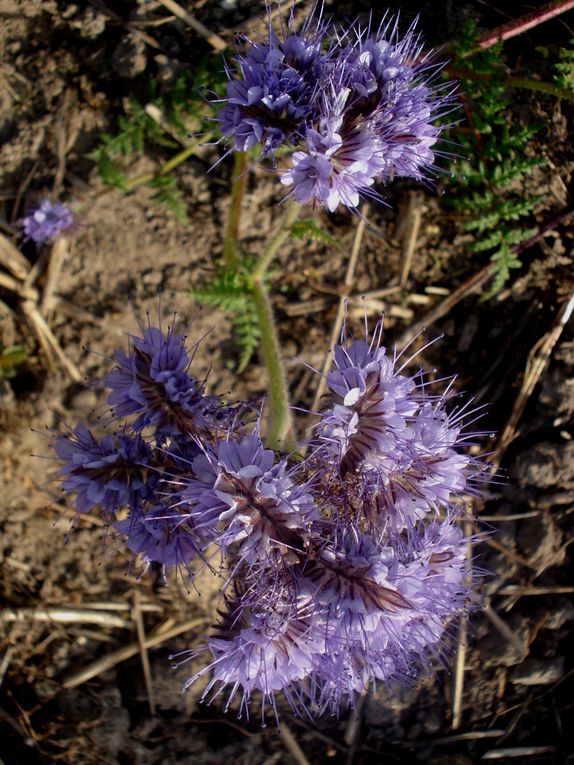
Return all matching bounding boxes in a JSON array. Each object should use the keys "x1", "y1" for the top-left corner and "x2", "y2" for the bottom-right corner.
[{"x1": 1, "y1": 1, "x2": 573, "y2": 764}]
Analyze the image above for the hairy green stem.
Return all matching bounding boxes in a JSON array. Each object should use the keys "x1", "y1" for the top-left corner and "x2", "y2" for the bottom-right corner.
[
  {"x1": 223, "y1": 151, "x2": 248, "y2": 268},
  {"x1": 504, "y1": 76, "x2": 574, "y2": 102},
  {"x1": 248, "y1": 201, "x2": 300, "y2": 450},
  {"x1": 250, "y1": 279, "x2": 294, "y2": 450},
  {"x1": 448, "y1": 67, "x2": 574, "y2": 103},
  {"x1": 252, "y1": 200, "x2": 300, "y2": 281}
]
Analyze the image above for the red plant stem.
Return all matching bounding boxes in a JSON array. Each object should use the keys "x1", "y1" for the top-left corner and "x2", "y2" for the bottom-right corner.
[{"x1": 477, "y1": 0, "x2": 574, "y2": 50}]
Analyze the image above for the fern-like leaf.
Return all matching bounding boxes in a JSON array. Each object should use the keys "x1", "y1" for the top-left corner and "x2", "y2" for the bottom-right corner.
[{"x1": 291, "y1": 218, "x2": 337, "y2": 246}]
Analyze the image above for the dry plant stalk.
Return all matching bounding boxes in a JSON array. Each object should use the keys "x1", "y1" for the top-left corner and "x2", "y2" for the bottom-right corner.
[
  {"x1": 156, "y1": 0, "x2": 226, "y2": 51},
  {"x1": 310, "y1": 203, "x2": 370, "y2": 412}
]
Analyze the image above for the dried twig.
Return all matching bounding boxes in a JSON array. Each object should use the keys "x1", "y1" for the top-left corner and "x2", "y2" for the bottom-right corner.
[
  {"x1": 496, "y1": 585, "x2": 574, "y2": 596},
  {"x1": 396, "y1": 207, "x2": 574, "y2": 350},
  {"x1": 478, "y1": 0, "x2": 574, "y2": 50},
  {"x1": 452, "y1": 519, "x2": 473, "y2": 730},
  {"x1": 41, "y1": 238, "x2": 70, "y2": 321},
  {"x1": 0, "y1": 233, "x2": 30, "y2": 280},
  {"x1": 63, "y1": 617, "x2": 207, "y2": 689},
  {"x1": 0, "y1": 648, "x2": 14, "y2": 689},
  {"x1": 156, "y1": 0, "x2": 226, "y2": 50},
  {"x1": 21, "y1": 301, "x2": 82, "y2": 382},
  {"x1": 482, "y1": 746, "x2": 555, "y2": 759},
  {"x1": 396, "y1": 191, "x2": 424, "y2": 288},
  {"x1": 279, "y1": 724, "x2": 312, "y2": 765},
  {"x1": 132, "y1": 590, "x2": 156, "y2": 715},
  {"x1": 310, "y1": 204, "x2": 370, "y2": 413},
  {"x1": 0, "y1": 607, "x2": 131, "y2": 629},
  {"x1": 396, "y1": 264, "x2": 495, "y2": 350},
  {"x1": 492, "y1": 293, "x2": 574, "y2": 463}
]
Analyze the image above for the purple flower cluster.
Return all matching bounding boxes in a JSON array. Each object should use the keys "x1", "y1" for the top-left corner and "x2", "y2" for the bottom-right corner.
[
  {"x1": 20, "y1": 199, "x2": 76, "y2": 245},
  {"x1": 217, "y1": 9, "x2": 456, "y2": 211},
  {"x1": 56, "y1": 317, "x2": 485, "y2": 720}
]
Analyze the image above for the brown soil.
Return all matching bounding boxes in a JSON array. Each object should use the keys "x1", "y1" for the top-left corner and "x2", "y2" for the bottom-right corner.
[{"x1": 1, "y1": 2, "x2": 573, "y2": 764}]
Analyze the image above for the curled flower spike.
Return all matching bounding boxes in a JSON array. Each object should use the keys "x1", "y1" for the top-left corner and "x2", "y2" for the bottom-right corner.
[
  {"x1": 183, "y1": 587, "x2": 323, "y2": 720},
  {"x1": 179, "y1": 431, "x2": 320, "y2": 568},
  {"x1": 55, "y1": 423, "x2": 156, "y2": 518},
  {"x1": 312, "y1": 320, "x2": 487, "y2": 533},
  {"x1": 54, "y1": 308, "x2": 487, "y2": 721},
  {"x1": 218, "y1": 6, "x2": 457, "y2": 211},
  {"x1": 116, "y1": 506, "x2": 201, "y2": 575},
  {"x1": 20, "y1": 199, "x2": 76, "y2": 245},
  {"x1": 104, "y1": 321, "x2": 220, "y2": 441}
]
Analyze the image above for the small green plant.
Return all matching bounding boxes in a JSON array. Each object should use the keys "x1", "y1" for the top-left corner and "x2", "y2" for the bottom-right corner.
[
  {"x1": 0, "y1": 344, "x2": 26, "y2": 378},
  {"x1": 448, "y1": 21, "x2": 542, "y2": 294},
  {"x1": 555, "y1": 39, "x2": 574, "y2": 95},
  {"x1": 89, "y1": 60, "x2": 226, "y2": 220},
  {"x1": 192, "y1": 261, "x2": 261, "y2": 373},
  {"x1": 290, "y1": 218, "x2": 337, "y2": 247}
]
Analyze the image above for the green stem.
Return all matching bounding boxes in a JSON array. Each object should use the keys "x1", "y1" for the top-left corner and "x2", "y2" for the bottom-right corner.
[
  {"x1": 223, "y1": 151, "x2": 248, "y2": 269},
  {"x1": 124, "y1": 134, "x2": 215, "y2": 191},
  {"x1": 252, "y1": 200, "x2": 300, "y2": 281},
  {"x1": 448, "y1": 66, "x2": 574, "y2": 103},
  {"x1": 250, "y1": 279, "x2": 294, "y2": 450},
  {"x1": 504, "y1": 76, "x2": 574, "y2": 102}
]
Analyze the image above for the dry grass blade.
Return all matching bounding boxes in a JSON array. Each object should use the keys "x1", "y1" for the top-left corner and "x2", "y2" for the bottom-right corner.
[
  {"x1": 0, "y1": 607, "x2": 131, "y2": 629},
  {"x1": 0, "y1": 648, "x2": 14, "y2": 689},
  {"x1": 279, "y1": 724, "x2": 311, "y2": 765},
  {"x1": 396, "y1": 264, "x2": 495, "y2": 350},
  {"x1": 482, "y1": 745, "x2": 555, "y2": 759},
  {"x1": 0, "y1": 233, "x2": 30, "y2": 280},
  {"x1": 496, "y1": 585, "x2": 574, "y2": 596},
  {"x1": 132, "y1": 590, "x2": 156, "y2": 716},
  {"x1": 452, "y1": 519, "x2": 474, "y2": 730},
  {"x1": 310, "y1": 203, "x2": 370, "y2": 413},
  {"x1": 483, "y1": 604, "x2": 525, "y2": 646},
  {"x1": 63, "y1": 617, "x2": 207, "y2": 689},
  {"x1": 396, "y1": 191, "x2": 424, "y2": 288},
  {"x1": 156, "y1": 0, "x2": 226, "y2": 50},
  {"x1": 432, "y1": 730, "x2": 506, "y2": 744},
  {"x1": 0, "y1": 270, "x2": 37, "y2": 299},
  {"x1": 492, "y1": 292, "x2": 574, "y2": 463},
  {"x1": 21, "y1": 300, "x2": 82, "y2": 382},
  {"x1": 41, "y1": 237, "x2": 70, "y2": 320}
]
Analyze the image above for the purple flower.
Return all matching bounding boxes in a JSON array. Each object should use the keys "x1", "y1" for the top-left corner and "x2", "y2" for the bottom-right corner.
[
  {"x1": 317, "y1": 331, "x2": 418, "y2": 474},
  {"x1": 183, "y1": 588, "x2": 323, "y2": 720},
  {"x1": 217, "y1": 12, "x2": 328, "y2": 157},
  {"x1": 116, "y1": 506, "x2": 200, "y2": 575},
  {"x1": 218, "y1": 7, "x2": 456, "y2": 211},
  {"x1": 20, "y1": 199, "x2": 76, "y2": 245},
  {"x1": 180, "y1": 432, "x2": 320, "y2": 568},
  {"x1": 312, "y1": 323, "x2": 485, "y2": 531},
  {"x1": 55, "y1": 423, "x2": 156, "y2": 517},
  {"x1": 104, "y1": 323, "x2": 220, "y2": 441},
  {"x1": 280, "y1": 105, "x2": 387, "y2": 211},
  {"x1": 53, "y1": 311, "x2": 487, "y2": 722}
]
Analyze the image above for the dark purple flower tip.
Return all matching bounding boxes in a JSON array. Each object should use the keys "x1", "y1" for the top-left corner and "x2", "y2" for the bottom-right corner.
[
  {"x1": 104, "y1": 322, "x2": 221, "y2": 441},
  {"x1": 55, "y1": 423, "x2": 156, "y2": 517},
  {"x1": 116, "y1": 506, "x2": 200, "y2": 574},
  {"x1": 216, "y1": 10, "x2": 329, "y2": 157},
  {"x1": 304, "y1": 530, "x2": 410, "y2": 618},
  {"x1": 20, "y1": 199, "x2": 76, "y2": 245},
  {"x1": 180, "y1": 431, "x2": 320, "y2": 567}
]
